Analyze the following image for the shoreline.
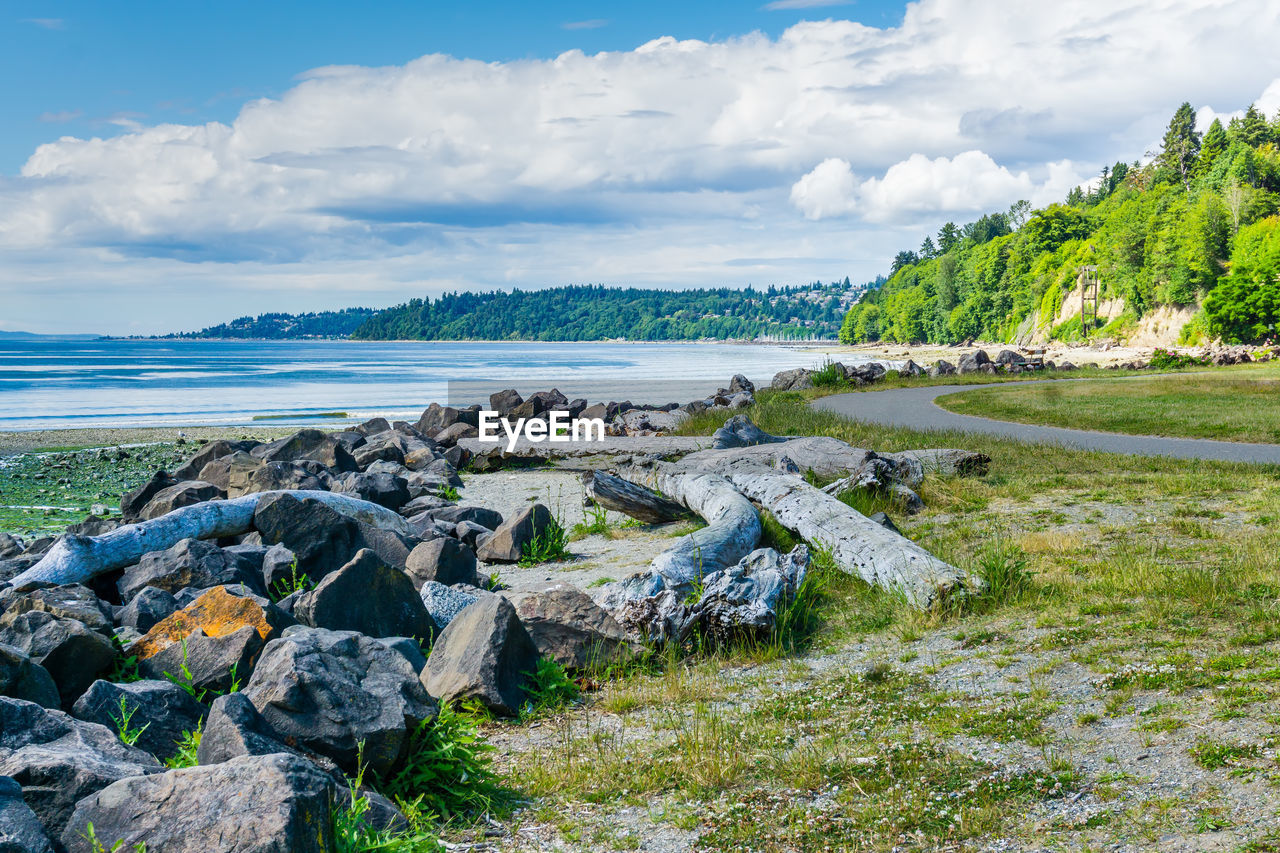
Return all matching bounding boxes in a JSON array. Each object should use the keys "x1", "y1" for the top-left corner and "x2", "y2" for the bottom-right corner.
[{"x1": 0, "y1": 425, "x2": 301, "y2": 456}]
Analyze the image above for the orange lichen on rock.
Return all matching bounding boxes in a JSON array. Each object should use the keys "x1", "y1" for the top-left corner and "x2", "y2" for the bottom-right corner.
[{"x1": 130, "y1": 586, "x2": 279, "y2": 661}]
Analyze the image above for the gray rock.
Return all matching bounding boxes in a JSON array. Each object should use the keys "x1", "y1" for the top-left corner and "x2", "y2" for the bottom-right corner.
[
  {"x1": 0, "y1": 644, "x2": 59, "y2": 709},
  {"x1": 377, "y1": 637, "x2": 427, "y2": 674},
  {"x1": 728, "y1": 374, "x2": 755, "y2": 395},
  {"x1": 0, "y1": 697, "x2": 160, "y2": 839},
  {"x1": 0, "y1": 774, "x2": 56, "y2": 853},
  {"x1": 138, "y1": 624, "x2": 263, "y2": 696},
  {"x1": 120, "y1": 471, "x2": 178, "y2": 522},
  {"x1": 196, "y1": 692, "x2": 317, "y2": 769},
  {"x1": 242, "y1": 461, "x2": 331, "y2": 494},
  {"x1": 421, "y1": 504, "x2": 502, "y2": 531},
  {"x1": 293, "y1": 549, "x2": 434, "y2": 641},
  {"x1": 0, "y1": 535, "x2": 25, "y2": 561},
  {"x1": 397, "y1": 494, "x2": 451, "y2": 518},
  {"x1": 351, "y1": 431, "x2": 410, "y2": 469},
  {"x1": 405, "y1": 538, "x2": 480, "y2": 589},
  {"x1": 868, "y1": 511, "x2": 901, "y2": 535},
  {"x1": 957, "y1": 350, "x2": 991, "y2": 374},
  {"x1": 255, "y1": 428, "x2": 357, "y2": 473},
  {"x1": 489, "y1": 389, "x2": 523, "y2": 417},
  {"x1": 712, "y1": 415, "x2": 787, "y2": 450},
  {"x1": 173, "y1": 439, "x2": 250, "y2": 481},
  {"x1": 260, "y1": 544, "x2": 298, "y2": 593},
  {"x1": 334, "y1": 471, "x2": 411, "y2": 512},
  {"x1": 416, "y1": 403, "x2": 478, "y2": 434},
  {"x1": 139, "y1": 480, "x2": 225, "y2": 520},
  {"x1": 419, "y1": 582, "x2": 480, "y2": 630},
  {"x1": 900, "y1": 359, "x2": 925, "y2": 377},
  {"x1": 71, "y1": 679, "x2": 206, "y2": 763},
  {"x1": 243, "y1": 627, "x2": 437, "y2": 775},
  {"x1": 770, "y1": 368, "x2": 813, "y2": 391},
  {"x1": 475, "y1": 504, "x2": 552, "y2": 564},
  {"x1": 118, "y1": 538, "x2": 258, "y2": 602},
  {"x1": 422, "y1": 595, "x2": 538, "y2": 717},
  {"x1": 253, "y1": 494, "x2": 361, "y2": 582},
  {"x1": 453, "y1": 520, "x2": 491, "y2": 550},
  {"x1": 61, "y1": 753, "x2": 335, "y2": 853},
  {"x1": 927, "y1": 359, "x2": 957, "y2": 377},
  {"x1": 501, "y1": 583, "x2": 636, "y2": 671},
  {"x1": 0, "y1": 613, "x2": 114, "y2": 707},
  {"x1": 201, "y1": 451, "x2": 264, "y2": 496},
  {"x1": 0, "y1": 584, "x2": 113, "y2": 637}
]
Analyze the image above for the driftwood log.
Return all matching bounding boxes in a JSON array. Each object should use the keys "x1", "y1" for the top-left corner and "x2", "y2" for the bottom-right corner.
[
  {"x1": 581, "y1": 470, "x2": 691, "y2": 524},
  {"x1": 9, "y1": 490, "x2": 411, "y2": 590}
]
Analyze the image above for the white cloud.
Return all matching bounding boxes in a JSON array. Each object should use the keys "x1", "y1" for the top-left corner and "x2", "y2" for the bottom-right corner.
[
  {"x1": 3, "y1": 0, "x2": 1280, "y2": 331},
  {"x1": 790, "y1": 158, "x2": 858, "y2": 219}
]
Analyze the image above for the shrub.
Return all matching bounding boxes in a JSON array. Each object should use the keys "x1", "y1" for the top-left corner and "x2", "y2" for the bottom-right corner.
[
  {"x1": 521, "y1": 658, "x2": 580, "y2": 719},
  {"x1": 377, "y1": 705, "x2": 500, "y2": 822},
  {"x1": 809, "y1": 359, "x2": 847, "y2": 388},
  {"x1": 1149, "y1": 347, "x2": 1209, "y2": 370},
  {"x1": 518, "y1": 515, "x2": 571, "y2": 566}
]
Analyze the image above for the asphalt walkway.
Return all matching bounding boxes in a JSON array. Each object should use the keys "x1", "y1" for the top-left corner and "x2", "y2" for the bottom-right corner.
[{"x1": 813, "y1": 380, "x2": 1280, "y2": 464}]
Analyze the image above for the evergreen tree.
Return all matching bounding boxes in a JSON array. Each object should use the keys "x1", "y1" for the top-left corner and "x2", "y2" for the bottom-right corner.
[
  {"x1": 1199, "y1": 118, "x2": 1228, "y2": 172},
  {"x1": 1160, "y1": 101, "x2": 1201, "y2": 192}
]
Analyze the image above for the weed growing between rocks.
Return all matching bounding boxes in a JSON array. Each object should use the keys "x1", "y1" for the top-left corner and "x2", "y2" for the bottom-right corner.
[
  {"x1": 333, "y1": 764, "x2": 444, "y2": 853},
  {"x1": 521, "y1": 658, "x2": 582, "y2": 720},
  {"x1": 164, "y1": 723, "x2": 202, "y2": 770},
  {"x1": 82, "y1": 822, "x2": 147, "y2": 853},
  {"x1": 518, "y1": 514, "x2": 572, "y2": 566},
  {"x1": 570, "y1": 501, "x2": 610, "y2": 540},
  {"x1": 268, "y1": 561, "x2": 314, "y2": 601}
]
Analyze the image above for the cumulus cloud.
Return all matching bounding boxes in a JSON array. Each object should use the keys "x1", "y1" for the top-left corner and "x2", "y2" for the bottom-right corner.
[{"x1": 2, "y1": 0, "x2": 1280, "y2": 331}]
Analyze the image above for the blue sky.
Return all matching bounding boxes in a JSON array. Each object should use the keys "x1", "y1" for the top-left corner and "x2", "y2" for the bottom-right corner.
[
  {"x1": 2, "y1": 1, "x2": 908, "y2": 172},
  {"x1": 2, "y1": 1, "x2": 1279, "y2": 334}
]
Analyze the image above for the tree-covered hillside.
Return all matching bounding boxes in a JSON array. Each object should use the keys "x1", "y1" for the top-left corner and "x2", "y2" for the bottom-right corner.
[
  {"x1": 351, "y1": 282, "x2": 866, "y2": 341},
  {"x1": 175, "y1": 308, "x2": 377, "y2": 339},
  {"x1": 839, "y1": 102, "x2": 1280, "y2": 345}
]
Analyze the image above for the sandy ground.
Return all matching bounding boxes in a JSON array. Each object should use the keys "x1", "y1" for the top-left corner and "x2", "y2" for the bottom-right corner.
[
  {"x1": 459, "y1": 468, "x2": 681, "y2": 593},
  {"x1": 0, "y1": 426, "x2": 299, "y2": 456}
]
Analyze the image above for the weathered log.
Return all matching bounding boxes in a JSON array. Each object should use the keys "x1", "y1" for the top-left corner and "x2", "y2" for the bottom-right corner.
[
  {"x1": 598, "y1": 458, "x2": 761, "y2": 609},
  {"x1": 581, "y1": 470, "x2": 691, "y2": 524},
  {"x1": 8, "y1": 490, "x2": 411, "y2": 590},
  {"x1": 885, "y1": 448, "x2": 990, "y2": 478},
  {"x1": 678, "y1": 455, "x2": 970, "y2": 609}
]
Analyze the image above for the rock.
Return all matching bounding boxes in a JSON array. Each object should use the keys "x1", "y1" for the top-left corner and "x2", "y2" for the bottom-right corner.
[
  {"x1": 71, "y1": 679, "x2": 206, "y2": 763},
  {"x1": 351, "y1": 417, "x2": 391, "y2": 437},
  {"x1": 242, "y1": 461, "x2": 331, "y2": 495},
  {"x1": 453, "y1": 520, "x2": 491, "y2": 550},
  {"x1": 403, "y1": 445, "x2": 444, "y2": 471},
  {"x1": 0, "y1": 535, "x2": 22, "y2": 561},
  {"x1": 351, "y1": 525, "x2": 416, "y2": 572},
  {"x1": 0, "y1": 644, "x2": 59, "y2": 709},
  {"x1": 200, "y1": 451, "x2": 263, "y2": 496},
  {"x1": 420, "y1": 505, "x2": 502, "y2": 531},
  {"x1": 419, "y1": 582, "x2": 481, "y2": 630},
  {"x1": 770, "y1": 368, "x2": 813, "y2": 391},
  {"x1": 351, "y1": 431, "x2": 410, "y2": 469},
  {"x1": 422, "y1": 595, "x2": 538, "y2": 717},
  {"x1": 475, "y1": 504, "x2": 553, "y2": 564},
  {"x1": 173, "y1": 440, "x2": 253, "y2": 481},
  {"x1": 868, "y1": 511, "x2": 901, "y2": 535},
  {"x1": 377, "y1": 637, "x2": 428, "y2": 674},
  {"x1": 131, "y1": 586, "x2": 293, "y2": 695},
  {"x1": 65, "y1": 516, "x2": 119, "y2": 537},
  {"x1": 260, "y1": 544, "x2": 298, "y2": 594},
  {"x1": 253, "y1": 493, "x2": 361, "y2": 582},
  {"x1": 196, "y1": 691, "x2": 306, "y2": 768},
  {"x1": 728, "y1": 374, "x2": 755, "y2": 395},
  {"x1": 489, "y1": 389, "x2": 524, "y2": 417},
  {"x1": 900, "y1": 359, "x2": 925, "y2": 377},
  {"x1": 0, "y1": 584, "x2": 114, "y2": 637},
  {"x1": 405, "y1": 538, "x2": 481, "y2": 589},
  {"x1": 293, "y1": 549, "x2": 434, "y2": 641},
  {"x1": 416, "y1": 403, "x2": 478, "y2": 434},
  {"x1": 0, "y1": 613, "x2": 114, "y2": 707},
  {"x1": 243, "y1": 627, "x2": 437, "y2": 775},
  {"x1": 434, "y1": 422, "x2": 479, "y2": 445},
  {"x1": 888, "y1": 482, "x2": 925, "y2": 514},
  {"x1": 500, "y1": 583, "x2": 636, "y2": 671},
  {"x1": 1058, "y1": 361, "x2": 1078, "y2": 371},
  {"x1": 334, "y1": 471, "x2": 411, "y2": 512},
  {"x1": 0, "y1": 697, "x2": 160, "y2": 839},
  {"x1": 957, "y1": 350, "x2": 991, "y2": 374},
  {"x1": 712, "y1": 414, "x2": 787, "y2": 450},
  {"x1": 398, "y1": 494, "x2": 451, "y2": 518},
  {"x1": 139, "y1": 480, "x2": 225, "y2": 521},
  {"x1": 0, "y1": 774, "x2": 56, "y2": 853},
  {"x1": 118, "y1": 538, "x2": 259, "y2": 602},
  {"x1": 618, "y1": 409, "x2": 687, "y2": 434},
  {"x1": 61, "y1": 753, "x2": 335, "y2": 853},
  {"x1": 116, "y1": 587, "x2": 179, "y2": 633},
  {"x1": 255, "y1": 428, "x2": 357, "y2": 473},
  {"x1": 120, "y1": 471, "x2": 178, "y2": 522},
  {"x1": 927, "y1": 359, "x2": 957, "y2": 377}
]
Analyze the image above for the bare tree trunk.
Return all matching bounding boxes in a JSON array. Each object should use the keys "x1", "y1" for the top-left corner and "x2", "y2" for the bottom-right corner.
[
  {"x1": 581, "y1": 470, "x2": 691, "y2": 523},
  {"x1": 9, "y1": 490, "x2": 411, "y2": 590}
]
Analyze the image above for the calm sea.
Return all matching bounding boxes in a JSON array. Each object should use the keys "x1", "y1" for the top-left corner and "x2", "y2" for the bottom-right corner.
[{"x1": 0, "y1": 338, "x2": 856, "y2": 431}]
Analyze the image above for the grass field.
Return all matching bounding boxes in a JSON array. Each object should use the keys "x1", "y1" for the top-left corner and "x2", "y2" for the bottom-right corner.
[
  {"x1": 935, "y1": 369, "x2": 1280, "y2": 444},
  {"x1": 481, "y1": 391, "x2": 1280, "y2": 850}
]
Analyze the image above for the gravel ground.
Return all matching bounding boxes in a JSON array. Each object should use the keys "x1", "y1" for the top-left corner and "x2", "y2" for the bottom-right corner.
[{"x1": 0, "y1": 426, "x2": 298, "y2": 456}]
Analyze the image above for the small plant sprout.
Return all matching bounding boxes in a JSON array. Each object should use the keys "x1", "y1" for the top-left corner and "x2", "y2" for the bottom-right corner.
[{"x1": 108, "y1": 695, "x2": 150, "y2": 747}]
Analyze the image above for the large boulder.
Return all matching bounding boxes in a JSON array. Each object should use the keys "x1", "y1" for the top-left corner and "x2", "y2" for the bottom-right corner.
[
  {"x1": 0, "y1": 697, "x2": 160, "y2": 839},
  {"x1": 61, "y1": 753, "x2": 335, "y2": 853},
  {"x1": 712, "y1": 415, "x2": 787, "y2": 450},
  {"x1": 0, "y1": 644, "x2": 59, "y2": 709},
  {"x1": 71, "y1": 680, "x2": 207, "y2": 764},
  {"x1": 422, "y1": 595, "x2": 539, "y2": 717},
  {"x1": 957, "y1": 350, "x2": 991, "y2": 374},
  {"x1": 242, "y1": 627, "x2": 437, "y2": 775},
  {"x1": 351, "y1": 431, "x2": 410, "y2": 469},
  {"x1": 173, "y1": 439, "x2": 255, "y2": 481},
  {"x1": 0, "y1": 584, "x2": 113, "y2": 637},
  {"x1": 475, "y1": 504, "x2": 553, "y2": 564},
  {"x1": 242, "y1": 461, "x2": 331, "y2": 495},
  {"x1": 927, "y1": 359, "x2": 957, "y2": 377},
  {"x1": 292, "y1": 550, "x2": 434, "y2": 641},
  {"x1": 501, "y1": 583, "x2": 636, "y2": 671},
  {"x1": 0, "y1": 613, "x2": 114, "y2": 707},
  {"x1": 131, "y1": 586, "x2": 293, "y2": 695},
  {"x1": 118, "y1": 538, "x2": 260, "y2": 602},
  {"x1": 204, "y1": 451, "x2": 264, "y2": 496},
  {"x1": 116, "y1": 586, "x2": 180, "y2": 633},
  {"x1": 728, "y1": 374, "x2": 755, "y2": 395},
  {"x1": 333, "y1": 471, "x2": 411, "y2": 512},
  {"x1": 416, "y1": 403, "x2": 479, "y2": 434},
  {"x1": 419, "y1": 582, "x2": 483, "y2": 631},
  {"x1": 489, "y1": 389, "x2": 523, "y2": 417},
  {"x1": 120, "y1": 471, "x2": 178, "y2": 521},
  {"x1": 0, "y1": 774, "x2": 55, "y2": 853},
  {"x1": 404, "y1": 538, "x2": 480, "y2": 589},
  {"x1": 139, "y1": 480, "x2": 225, "y2": 520},
  {"x1": 253, "y1": 493, "x2": 361, "y2": 582},
  {"x1": 419, "y1": 504, "x2": 502, "y2": 531},
  {"x1": 196, "y1": 692, "x2": 320, "y2": 769},
  {"x1": 770, "y1": 368, "x2": 813, "y2": 391},
  {"x1": 255, "y1": 428, "x2": 357, "y2": 473}
]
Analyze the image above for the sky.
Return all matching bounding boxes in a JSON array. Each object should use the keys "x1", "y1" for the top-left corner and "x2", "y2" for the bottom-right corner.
[{"x1": 2, "y1": 0, "x2": 1280, "y2": 334}]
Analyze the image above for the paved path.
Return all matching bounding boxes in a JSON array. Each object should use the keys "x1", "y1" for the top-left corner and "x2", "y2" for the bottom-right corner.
[{"x1": 814, "y1": 380, "x2": 1280, "y2": 464}]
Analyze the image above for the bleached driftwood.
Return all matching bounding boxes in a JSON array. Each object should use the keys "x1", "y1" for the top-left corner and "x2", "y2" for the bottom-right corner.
[
  {"x1": 598, "y1": 457, "x2": 761, "y2": 609},
  {"x1": 457, "y1": 434, "x2": 712, "y2": 469},
  {"x1": 692, "y1": 455, "x2": 969, "y2": 608},
  {"x1": 885, "y1": 448, "x2": 990, "y2": 478},
  {"x1": 581, "y1": 470, "x2": 691, "y2": 524},
  {"x1": 9, "y1": 490, "x2": 411, "y2": 590}
]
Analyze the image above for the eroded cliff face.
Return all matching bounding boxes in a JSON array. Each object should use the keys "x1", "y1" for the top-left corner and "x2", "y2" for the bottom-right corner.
[{"x1": 1017, "y1": 290, "x2": 1198, "y2": 348}]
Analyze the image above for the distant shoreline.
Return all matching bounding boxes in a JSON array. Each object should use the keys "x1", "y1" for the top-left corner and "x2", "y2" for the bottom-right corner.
[{"x1": 108, "y1": 336, "x2": 841, "y2": 346}]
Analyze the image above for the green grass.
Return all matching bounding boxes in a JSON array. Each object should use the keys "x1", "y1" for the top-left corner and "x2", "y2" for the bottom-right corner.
[{"x1": 936, "y1": 368, "x2": 1280, "y2": 443}]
